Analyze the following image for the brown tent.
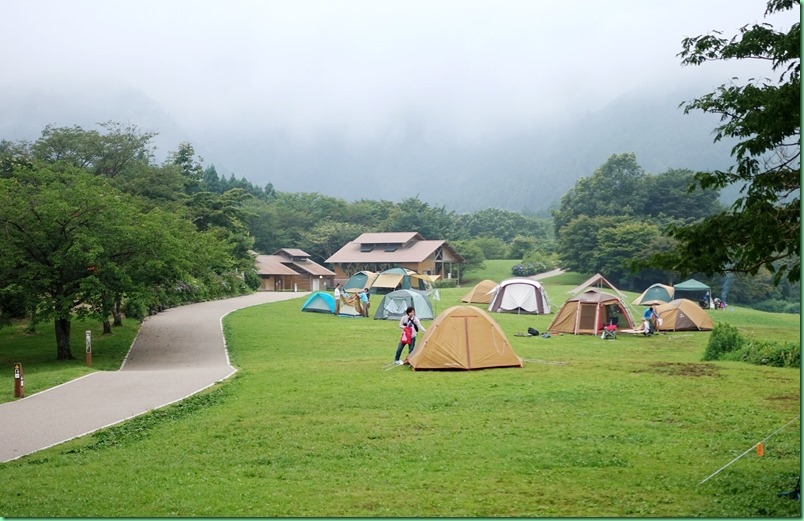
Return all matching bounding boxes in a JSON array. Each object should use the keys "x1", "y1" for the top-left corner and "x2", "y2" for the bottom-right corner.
[
  {"x1": 460, "y1": 279, "x2": 497, "y2": 304},
  {"x1": 407, "y1": 305, "x2": 523, "y2": 370},
  {"x1": 548, "y1": 290, "x2": 634, "y2": 335},
  {"x1": 656, "y1": 299, "x2": 714, "y2": 331}
]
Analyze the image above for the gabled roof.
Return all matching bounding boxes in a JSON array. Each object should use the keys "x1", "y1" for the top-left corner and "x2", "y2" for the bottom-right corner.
[
  {"x1": 355, "y1": 232, "x2": 423, "y2": 245},
  {"x1": 326, "y1": 232, "x2": 465, "y2": 264},
  {"x1": 255, "y1": 253, "x2": 336, "y2": 277},
  {"x1": 291, "y1": 258, "x2": 337, "y2": 276},
  {"x1": 274, "y1": 248, "x2": 311, "y2": 258},
  {"x1": 255, "y1": 255, "x2": 299, "y2": 276}
]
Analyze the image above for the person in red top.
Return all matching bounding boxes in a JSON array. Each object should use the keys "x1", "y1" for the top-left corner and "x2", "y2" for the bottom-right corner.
[{"x1": 393, "y1": 306, "x2": 426, "y2": 365}]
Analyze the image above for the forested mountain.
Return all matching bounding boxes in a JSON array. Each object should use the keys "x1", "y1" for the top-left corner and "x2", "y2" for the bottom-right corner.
[
  {"x1": 189, "y1": 84, "x2": 738, "y2": 215},
  {"x1": 0, "y1": 82, "x2": 737, "y2": 216}
]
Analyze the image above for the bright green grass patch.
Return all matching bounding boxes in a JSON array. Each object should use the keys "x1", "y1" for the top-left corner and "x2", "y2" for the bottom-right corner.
[
  {"x1": 0, "y1": 285, "x2": 798, "y2": 517},
  {"x1": 464, "y1": 259, "x2": 520, "y2": 284},
  {"x1": 0, "y1": 318, "x2": 140, "y2": 404}
]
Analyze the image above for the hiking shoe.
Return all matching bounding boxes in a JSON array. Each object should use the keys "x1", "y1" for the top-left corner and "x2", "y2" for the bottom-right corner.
[{"x1": 393, "y1": 360, "x2": 403, "y2": 365}]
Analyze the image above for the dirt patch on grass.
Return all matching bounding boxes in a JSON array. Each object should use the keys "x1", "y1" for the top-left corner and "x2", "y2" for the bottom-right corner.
[
  {"x1": 765, "y1": 394, "x2": 800, "y2": 404},
  {"x1": 636, "y1": 362, "x2": 720, "y2": 377}
]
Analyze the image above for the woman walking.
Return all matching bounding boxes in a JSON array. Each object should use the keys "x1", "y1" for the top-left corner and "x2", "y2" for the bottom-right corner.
[{"x1": 394, "y1": 306, "x2": 426, "y2": 365}]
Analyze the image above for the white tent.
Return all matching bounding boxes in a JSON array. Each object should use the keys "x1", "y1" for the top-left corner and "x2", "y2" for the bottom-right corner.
[{"x1": 488, "y1": 278, "x2": 551, "y2": 314}]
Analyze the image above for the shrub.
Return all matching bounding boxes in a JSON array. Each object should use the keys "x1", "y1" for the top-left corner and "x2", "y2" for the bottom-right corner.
[
  {"x1": 511, "y1": 262, "x2": 541, "y2": 277},
  {"x1": 752, "y1": 299, "x2": 801, "y2": 314},
  {"x1": 723, "y1": 340, "x2": 801, "y2": 368},
  {"x1": 702, "y1": 322, "x2": 745, "y2": 361},
  {"x1": 434, "y1": 278, "x2": 457, "y2": 289}
]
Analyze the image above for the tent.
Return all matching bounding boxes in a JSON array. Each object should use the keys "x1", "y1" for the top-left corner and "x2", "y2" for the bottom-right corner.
[
  {"x1": 632, "y1": 283, "x2": 675, "y2": 306},
  {"x1": 548, "y1": 290, "x2": 635, "y2": 335},
  {"x1": 460, "y1": 279, "x2": 497, "y2": 304},
  {"x1": 373, "y1": 289, "x2": 435, "y2": 320},
  {"x1": 343, "y1": 270, "x2": 378, "y2": 292},
  {"x1": 407, "y1": 305, "x2": 523, "y2": 370},
  {"x1": 370, "y1": 268, "x2": 431, "y2": 294},
  {"x1": 656, "y1": 299, "x2": 714, "y2": 331},
  {"x1": 568, "y1": 273, "x2": 626, "y2": 300},
  {"x1": 488, "y1": 278, "x2": 551, "y2": 314},
  {"x1": 300, "y1": 291, "x2": 335, "y2": 314},
  {"x1": 337, "y1": 291, "x2": 364, "y2": 317},
  {"x1": 673, "y1": 279, "x2": 713, "y2": 308}
]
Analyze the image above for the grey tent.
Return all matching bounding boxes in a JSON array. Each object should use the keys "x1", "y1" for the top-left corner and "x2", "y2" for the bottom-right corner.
[{"x1": 373, "y1": 289, "x2": 435, "y2": 320}]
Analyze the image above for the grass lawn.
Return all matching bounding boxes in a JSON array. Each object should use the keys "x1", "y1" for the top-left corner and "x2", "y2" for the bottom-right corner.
[{"x1": 0, "y1": 271, "x2": 799, "y2": 517}]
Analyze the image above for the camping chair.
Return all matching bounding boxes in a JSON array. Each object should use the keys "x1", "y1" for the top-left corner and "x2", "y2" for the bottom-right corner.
[
  {"x1": 601, "y1": 324, "x2": 617, "y2": 340},
  {"x1": 601, "y1": 317, "x2": 618, "y2": 340}
]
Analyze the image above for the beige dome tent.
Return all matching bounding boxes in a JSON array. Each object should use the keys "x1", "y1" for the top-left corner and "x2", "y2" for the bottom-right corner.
[
  {"x1": 407, "y1": 306, "x2": 523, "y2": 371},
  {"x1": 548, "y1": 290, "x2": 635, "y2": 335},
  {"x1": 656, "y1": 299, "x2": 714, "y2": 331},
  {"x1": 460, "y1": 279, "x2": 497, "y2": 304}
]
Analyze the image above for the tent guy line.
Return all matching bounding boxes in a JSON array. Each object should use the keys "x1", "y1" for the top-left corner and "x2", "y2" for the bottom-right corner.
[{"x1": 699, "y1": 415, "x2": 801, "y2": 485}]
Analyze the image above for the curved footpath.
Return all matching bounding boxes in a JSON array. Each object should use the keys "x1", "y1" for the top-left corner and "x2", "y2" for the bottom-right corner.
[{"x1": 0, "y1": 291, "x2": 305, "y2": 463}]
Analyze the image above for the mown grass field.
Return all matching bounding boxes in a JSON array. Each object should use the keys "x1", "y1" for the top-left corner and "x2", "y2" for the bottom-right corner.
[{"x1": 0, "y1": 264, "x2": 799, "y2": 517}]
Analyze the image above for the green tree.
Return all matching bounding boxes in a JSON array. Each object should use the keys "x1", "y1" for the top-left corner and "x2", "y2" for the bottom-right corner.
[
  {"x1": 594, "y1": 221, "x2": 661, "y2": 286},
  {"x1": 509, "y1": 235, "x2": 538, "y2": 259},
  {"x1": 653, "y1": 0, "x2": 800, "y2": 283},
  {"x1": 29, "y1": 122, "x2": 157, "y2": 180},
  {"x1": 0, "y1": 167, "x2": 165, "y2": 358},
  {"x1": 470, "y1": 237, "x2": 509, "y2": 259},
  {"x1": 643, "y1": 168, "x2": 722, "y2": 223},
  {"x1": 557, "y1": 216, "x2": 618, "y2": 274},
  {"x1": 388, "y1": 196, "x2": 457, "y2": 240},
  {"x1": 455, "y1": 207, "x2": 548, "y2": 243},
  {"x1": 450, "y1": 240, "x2": 486, "y2": 274},
  {"x1": 298, "y1": 219, "x2": 369, "y2": 264},
  {"x1": 553, "y1": 153, "x2": 647, "y2": 235},
  {"x1": 166, "y1": 142, "x2": 204, "y2": 194},
  {"x1": 558, "y1": 216, "x2": 663, "y2": 289}
]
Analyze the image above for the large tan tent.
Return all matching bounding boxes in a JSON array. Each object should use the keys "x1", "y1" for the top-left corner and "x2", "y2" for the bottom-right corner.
[
  {"x1": 460, "y1": 279, "x2": 497, "y2": 304},
  {"x1": 406, "y1": 305, "x2": 523, "y2": 370},
  {"x1": 548, "y1": 290, "x2": 635, "y2": 335},
  {"x1": 656, "y1": 299, "x2": 714, "y2": 331}
]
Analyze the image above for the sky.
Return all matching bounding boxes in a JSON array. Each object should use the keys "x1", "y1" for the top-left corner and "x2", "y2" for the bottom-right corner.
[{"x1": 0, "y1": 0, "x2": 799, "y2": 204}]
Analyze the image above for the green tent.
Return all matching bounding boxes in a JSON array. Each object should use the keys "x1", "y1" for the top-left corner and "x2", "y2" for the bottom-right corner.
[
  {"x1": 673, "y1": 279, "x2": 712, "y2": 308},
  {"x1": 632, "y1": 283, "x2": 674, "y2": 306}
]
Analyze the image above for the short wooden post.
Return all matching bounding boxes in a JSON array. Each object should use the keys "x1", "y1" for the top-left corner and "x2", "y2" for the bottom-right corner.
[
  {"x1": 85, "y1": 330, "x2": 92, "y2": 367},
  {"x1": 13, "y1": 363, "x2": 23, "y2": 398}
]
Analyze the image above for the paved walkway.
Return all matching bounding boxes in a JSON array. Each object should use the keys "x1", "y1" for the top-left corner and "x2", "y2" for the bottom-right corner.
[
  {"x1": 531, "y1": 268, "x2": 565, "y2": 280},
  {"x1": 0, "y1": 291, "x2": 305, "y2": 463}
]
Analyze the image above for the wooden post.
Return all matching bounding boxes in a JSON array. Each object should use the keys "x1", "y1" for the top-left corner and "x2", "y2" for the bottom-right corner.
[
  {"x1": 85, "y1": 330, "x2": 92, "y2": 367},
  {"x1": 14, "y1": 363, "x2": 23, "y2": 398}
]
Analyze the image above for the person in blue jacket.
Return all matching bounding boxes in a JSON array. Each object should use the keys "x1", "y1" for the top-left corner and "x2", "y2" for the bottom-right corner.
[{"x1": 642, "y1": 304, "x2": 659, "y2": 335}]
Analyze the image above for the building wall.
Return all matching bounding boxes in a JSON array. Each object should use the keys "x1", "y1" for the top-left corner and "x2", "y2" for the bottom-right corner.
[{"x1": 259, "y1": 275, "x2": 335, "y2": 291}]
